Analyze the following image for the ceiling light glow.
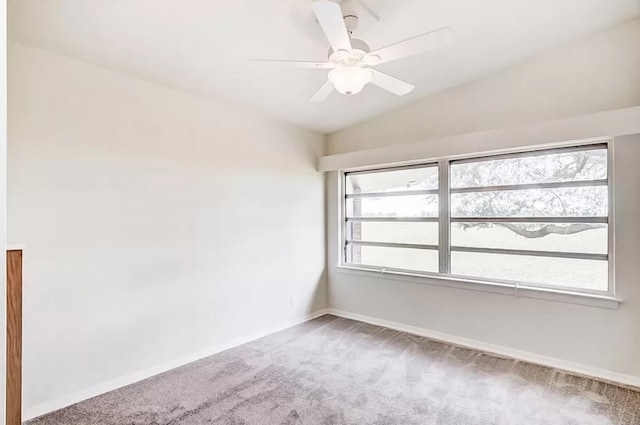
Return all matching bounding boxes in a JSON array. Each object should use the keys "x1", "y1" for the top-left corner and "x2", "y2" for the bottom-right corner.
[{"x1": 328, "y1": 67, "x2": 372, "y2": 96}]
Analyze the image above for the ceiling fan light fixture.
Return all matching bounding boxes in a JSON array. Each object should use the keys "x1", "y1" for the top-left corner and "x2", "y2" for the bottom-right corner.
[
  {"x1": 252, "y1": 1, "x2": 454, "y2": 101},
  {"x1": 328, "y1": 67, "x2": 372, "y2": 96}
]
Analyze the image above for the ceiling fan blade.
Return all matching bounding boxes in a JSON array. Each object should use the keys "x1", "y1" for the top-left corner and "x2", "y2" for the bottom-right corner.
[
  {"x1": 312, "y1": 0, "x2": 352, "y2": 53},
  {"x1": 309, "y1": 80, "x2": 334, "y2": 102},
  {"x1": 365, "y1": 26, "x2": 454, "y2": 65},
  {"x1": 250, "y1": 59, "x2": 334, "y2": 69},
  {"x1": 369, "y1": 69, "x2": 414, "y2": 96}
]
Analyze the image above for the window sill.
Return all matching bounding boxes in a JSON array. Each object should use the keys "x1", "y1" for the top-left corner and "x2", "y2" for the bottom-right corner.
[{"x1": 334, "y1": 265, "x2": 622, "y2": 310}]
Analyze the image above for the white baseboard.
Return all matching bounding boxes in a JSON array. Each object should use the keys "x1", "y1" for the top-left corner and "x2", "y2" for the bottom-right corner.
[
  {"x1": 327, "y1": 308, "x2": 640, "y2": 390},
  {"x1": 24, "y1": 308, "x2": 330, "y2": 421},
  {"x1": 26, "y1": 307, "x2": 639, "y2": 420}
]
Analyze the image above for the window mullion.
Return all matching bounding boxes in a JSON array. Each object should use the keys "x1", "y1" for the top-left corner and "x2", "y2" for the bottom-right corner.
[{"x1": 438, "y1": 160, "x2": 451, "y2": 274}]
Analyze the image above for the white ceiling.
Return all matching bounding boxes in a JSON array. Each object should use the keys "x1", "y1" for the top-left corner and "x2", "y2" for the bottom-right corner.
[{"x1": 8, "y1": 0, "x2": 640, "y2": 133}]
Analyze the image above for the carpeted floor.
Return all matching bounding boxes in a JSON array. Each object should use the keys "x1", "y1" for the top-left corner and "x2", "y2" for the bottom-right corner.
[{"x1": 29, "y1": 315, "x2": 640, "y2": 425}]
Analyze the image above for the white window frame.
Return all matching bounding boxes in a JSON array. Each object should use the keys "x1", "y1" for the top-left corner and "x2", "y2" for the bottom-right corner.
[
  {"x1": 338, "y1": 139, "x2": 617, "y2": 307},
  {"x1": 343, "y1": 162, "x2": 440, "y2": 266}
]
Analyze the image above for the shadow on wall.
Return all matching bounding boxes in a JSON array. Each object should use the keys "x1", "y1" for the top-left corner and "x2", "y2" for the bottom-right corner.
[{"x1": 312, "y1": 268, "x2": 329, "y2": 313}]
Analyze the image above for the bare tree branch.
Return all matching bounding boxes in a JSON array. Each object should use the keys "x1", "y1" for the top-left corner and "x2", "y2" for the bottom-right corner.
[
  {"x1": 497, "y1": 223, "x2": 605, "y2": 239},
  {"x1": 451, "y1": 151, "x2": 606, "y2": 239}
]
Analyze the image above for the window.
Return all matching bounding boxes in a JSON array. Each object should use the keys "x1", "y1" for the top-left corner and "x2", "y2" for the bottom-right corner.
[
  {"x1": 344, "y1": 164, "x2": 439, "y2": 273},
  {"x1": 342, "y1": 142, "x2": 611, "y2": 294}
]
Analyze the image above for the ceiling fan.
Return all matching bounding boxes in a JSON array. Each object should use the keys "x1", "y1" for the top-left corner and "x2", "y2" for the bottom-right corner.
[{"x1": 251, "y1": 0, "x2": 455, "y2": 101}]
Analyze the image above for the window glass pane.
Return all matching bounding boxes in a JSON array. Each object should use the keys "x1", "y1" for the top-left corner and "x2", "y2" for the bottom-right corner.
[
  {"x1": 346, "y1": 195, "x2": 438, "y2": 218},
  {"x1": 451, "y1": 252, "x2": 608, "y2": 291},
  {"x1": 346, "y1": 166, "x2": 438, "y2": 194},
  {"x1": 451, "y1": 223, "x2": 607, "y2": 254},
  {"x1": 347, "y1": 222, "x2": 438, "y2": 245},
  {"x1": 451, "y1": 147, "x2": 607, "y2": 188},
  {"x1": 347, "y1": 246, "x2": 438, "y2": 273},
  {"x1": 451, "y1": 186, "x2": 607, "y2": 218}
]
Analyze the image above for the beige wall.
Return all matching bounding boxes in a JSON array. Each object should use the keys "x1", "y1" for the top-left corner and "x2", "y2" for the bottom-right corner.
[
  {"x1": 325, "y1": 18, "x2": 640, "y2": 380},
  {"x1": 328, "y1": 19, "x2": 640, "y2": 154},
  {"x1": 8, "y1": 42, "x2": 327, "y2": 412},
  {"x1": 0, "y1": 1, "x2": 7, "y2": 422}
]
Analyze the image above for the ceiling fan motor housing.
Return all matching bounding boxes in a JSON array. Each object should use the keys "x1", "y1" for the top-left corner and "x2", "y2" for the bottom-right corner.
[{"x1": 328, "y1": 38, "x2": 371, "y2": 65}]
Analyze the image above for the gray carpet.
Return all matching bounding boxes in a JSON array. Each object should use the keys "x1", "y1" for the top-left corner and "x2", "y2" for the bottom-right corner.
[{"x1": 29, "y1": 315, "x2": 640, "y2": 424}]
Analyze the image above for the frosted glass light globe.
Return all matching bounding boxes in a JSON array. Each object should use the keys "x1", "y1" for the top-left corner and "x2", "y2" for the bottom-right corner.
[{"x1": 328, "y1": 67, "x2": 372, "y2": 96}]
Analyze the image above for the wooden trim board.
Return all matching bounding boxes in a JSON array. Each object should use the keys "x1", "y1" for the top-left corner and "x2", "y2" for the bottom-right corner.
[{"x1": 6, "y1": 250, "x2": 22, "y2": 425}]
